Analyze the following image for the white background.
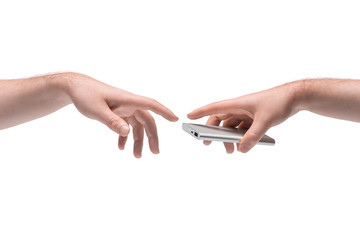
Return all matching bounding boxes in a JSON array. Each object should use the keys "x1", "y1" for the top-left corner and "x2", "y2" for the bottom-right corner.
[{"x1": 1, "y1": 0, "x2": 360, "y2": 239}]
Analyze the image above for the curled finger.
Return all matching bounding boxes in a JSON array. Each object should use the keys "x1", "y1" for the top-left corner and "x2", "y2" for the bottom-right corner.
[
  {"x1": 203, "y1": 114, "x2": 232, "y2": 145},
  {"x1": 222, "y1": 117, "x2": 242, "y2": 154},
  {"x1": 134, "y1": 110, "x2": 159, "y2": 154},
  {"x1": 118, "y1": 118, "x2": 129, "y2": 150},
  {"x1": 128, "y1": 117, "x2": 145, "y2": 158}
]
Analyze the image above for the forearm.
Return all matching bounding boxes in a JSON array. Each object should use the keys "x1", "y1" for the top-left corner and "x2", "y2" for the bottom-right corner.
[
  {"x1": 0, "y1": 73, "x2": 73, "y2": 129},
  {"x1": 295, "y1": 78, "x2": 360, "y2": 122}
]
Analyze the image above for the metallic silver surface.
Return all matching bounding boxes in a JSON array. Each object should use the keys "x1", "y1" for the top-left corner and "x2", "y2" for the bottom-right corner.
[{"x1": 182, "y1": 123, "x2": 275, "y2": 145}]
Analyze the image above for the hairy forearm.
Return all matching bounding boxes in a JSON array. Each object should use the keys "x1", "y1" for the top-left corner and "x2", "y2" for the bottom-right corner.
[
  {"x1": 295, "y1": 78, "x2": 360, "y2": 122},
  {"x1": 0, "y1": 73, "x2": 73, "y2": 129}
]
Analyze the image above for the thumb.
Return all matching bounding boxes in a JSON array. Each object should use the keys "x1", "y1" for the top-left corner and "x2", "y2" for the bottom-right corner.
[
  {"x1": 239, "y1": 117, "x2": 269, "y2": 153},
  {"x1": 99, "y1": 108, "x2": 130, "y2": 137}
]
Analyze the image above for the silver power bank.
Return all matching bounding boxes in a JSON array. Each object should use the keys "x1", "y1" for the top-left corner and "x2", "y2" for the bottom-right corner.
[{"x1": 182, "y1": 123, "x2": 275, "y2": 145}]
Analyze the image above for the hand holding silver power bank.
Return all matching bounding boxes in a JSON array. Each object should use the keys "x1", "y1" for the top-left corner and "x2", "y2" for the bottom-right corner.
[{"x1": 182, "y1": 123, "x2": 275, "y2": 145}]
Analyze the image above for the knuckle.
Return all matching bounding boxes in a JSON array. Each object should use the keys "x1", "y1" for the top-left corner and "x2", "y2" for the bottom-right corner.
[
  {"x1": 149, "y1": 98, "x2": 158, "y2": 105},
  {"x1": 148, "y1": 132, "x2": 158, "y2": 139},
  {"x1": 248, "y1": 131, "x2": 260, "y2": 139},
  {"x1": 134, "y1": 139, "x2": 144, "y2": 145},
  {"x1": 108, "y1": 117, "x2": 120, "y2": 130}
]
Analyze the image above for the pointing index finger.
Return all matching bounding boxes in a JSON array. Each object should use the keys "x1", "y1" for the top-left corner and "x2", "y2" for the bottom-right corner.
[
  {"x1": 129, "y1": 95, "x2": 178, "y2": 122},
  {"x1": 187, "y1": 99, "x2": 240, "y2": 119}
]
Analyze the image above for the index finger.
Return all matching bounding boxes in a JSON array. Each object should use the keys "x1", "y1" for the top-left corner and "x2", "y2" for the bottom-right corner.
[
  {"x1": 187, "y1": 99, "x2": 240, "y2": 120},
  {"x1": 128, "y1": 95, "x2": 178, "y2": 122}
]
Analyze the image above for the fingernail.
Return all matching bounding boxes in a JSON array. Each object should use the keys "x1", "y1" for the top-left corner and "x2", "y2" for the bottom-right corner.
[{"x1": 120, "y1": 124, "x2": 130, "y2": 136}]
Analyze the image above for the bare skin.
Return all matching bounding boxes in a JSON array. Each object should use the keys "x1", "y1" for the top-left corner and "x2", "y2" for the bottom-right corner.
[
  {"x1": 188, "y1": 79, "x2": 360, "y2": 153},
  {"x1": 0, "y1": 72, "x2": 178, "y2": 158}
]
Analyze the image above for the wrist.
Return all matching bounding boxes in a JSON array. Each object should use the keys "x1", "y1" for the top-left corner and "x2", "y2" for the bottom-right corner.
[
  {"x1": 45, "y1": 72, "x2": 82, "y2": 105},
  {"x1": 285, "y1": 79, "x2": 311, "y2": 115}
]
